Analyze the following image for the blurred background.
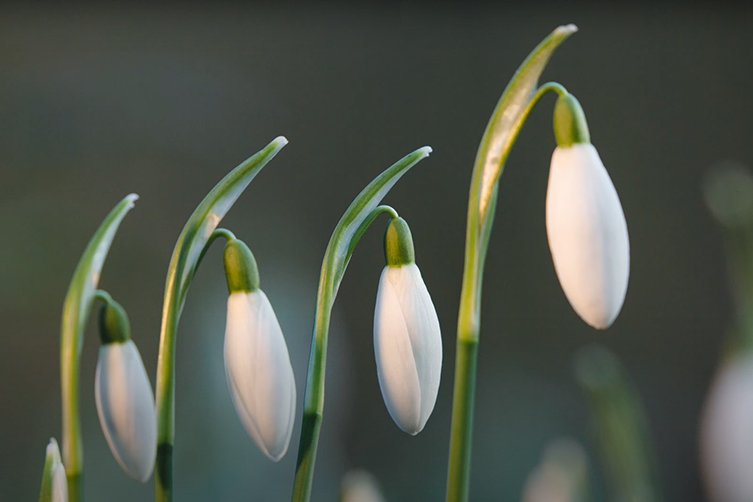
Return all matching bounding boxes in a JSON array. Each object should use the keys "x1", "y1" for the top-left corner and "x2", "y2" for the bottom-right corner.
[{"x1": 1, "y1": 3, "x2": 750, "y2": 501}]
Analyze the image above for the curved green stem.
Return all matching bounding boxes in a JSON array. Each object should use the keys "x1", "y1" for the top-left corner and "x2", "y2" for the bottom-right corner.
[
  {"x1": 60, "y1": 194, "x2": 138, "y2": 502},
  {"x1": 154, "y1": 137, "x2": 287, "y2": 502},
  {"x1": 291, "y1": 148, "x2": 431, "y2": 502},
  {"x1": 446, "y1": 25, "x2": 577, "y2": 502}
]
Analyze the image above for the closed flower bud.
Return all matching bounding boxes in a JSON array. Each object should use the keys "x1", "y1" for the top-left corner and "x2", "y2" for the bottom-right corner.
[
  {"x1": 374, "y1": 218, "x2": 442, "y2": 435},
  {"x1": 223, "y1": 239, "x2": 296, "y2": 461},
  {"x1": 94, "y1": 299, "x2": 157, "y2": 482},
  {"x1": 546, "y1": 94, "x2": 629, "y2": 329},
  {"x1": 701, "y1": 355, "x2": 753, "y2": 502},
  {"x1": 38, "y1": 438, "x2": 68, "y2": 502}
]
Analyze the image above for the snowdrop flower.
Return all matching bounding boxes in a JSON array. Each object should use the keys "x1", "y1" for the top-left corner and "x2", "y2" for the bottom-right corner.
[
  {"x1": 38, "y1": 438, "x2": 68, "y2": 502},
  {"x1": 374, "y1": 217, "x2": 442, "y2": 435},
  {"x1": 223, "y1": 239, "x2": 296, "y2": 461},
  {"x1": 95, "y1": 299, "x2": 157, "y2": 482},
  {"x1": 545, "y1": 93, "x2": 630, "y2": 329},
  {"x1": 701, "y1": 354, "x2": 753, "y2": 502}
]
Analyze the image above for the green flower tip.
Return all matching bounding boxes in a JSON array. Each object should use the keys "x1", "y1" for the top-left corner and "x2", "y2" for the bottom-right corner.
[
  {"x1": 553, "y1": 93, "x2": 591, "y2": 147},
  {"x1": 224, "y1": 239, "x2": 260, "y2": 293},
  {"x1": 99, "y1": 298, "x2": 132, "y2": 345},
  {"x1": 384, "y1": 217, "x2": 415, "y2": 267},
  {"x1": 272, "y1": 136, "x2": 289, "y2": 148}
]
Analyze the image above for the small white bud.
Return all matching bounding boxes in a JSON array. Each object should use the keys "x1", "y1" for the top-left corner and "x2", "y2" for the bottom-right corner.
[
  {"x1": 224, "y1": 290, "x2": 296, "y2": 461},
  {"x1": 374, "y1": 263, "x2": 442, "y2": 435},
  {"x1": 95, "y1": 340, "x2": 157, "y2": 482},
  {"x1": 701, "y1": 355, "x2": 753, "y2": 502},
  {"x1": 545, "y1": 143, "x2": 630, "y2": 329},
  {"x1": 39, "y1": 438, "x2": 68, "y2": 502}
]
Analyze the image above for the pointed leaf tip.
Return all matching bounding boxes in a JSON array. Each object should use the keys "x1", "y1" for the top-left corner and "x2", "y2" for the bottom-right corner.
[{"x1": 556, "y1": 24, "x2": 578, "y2": 35}]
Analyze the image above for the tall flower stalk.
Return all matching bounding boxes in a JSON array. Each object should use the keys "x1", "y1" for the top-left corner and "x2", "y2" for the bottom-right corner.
[
  {"x1": 446, "y1": 25, "x2": 576, "y2": 502},
  {"x1": 446, "y1": 24, "x2": 630, "y2": 501},
  {"x1": 60, "y1": 194, "x2": 138, "y2": 502},
  {"x1": 154, "y1": 137, "x2": 287, "y2": 502},
  {"x1": 291, "y1": 146, "x2": 432, "y2": 502}
]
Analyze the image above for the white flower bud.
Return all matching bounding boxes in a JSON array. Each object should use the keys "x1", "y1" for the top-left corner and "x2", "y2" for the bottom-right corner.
[
  {"x1": 39, "y1": 438, "x2": 68, "y2": 502},
  {"x1": 545, "y1": 143, "x2": 630, "y2": 329},
  {"x1": 701, "y1": 355, "x2": 753, "y2": 502},
  {"x1": 95, "y1": 339, "x2": 157, "y2": 482},
  {"x1": 224, "y1": 290, "x2": 296, "y2": 461},
  {"x1": 374, "y1": 263, "x2": 442, "y2": 435}
]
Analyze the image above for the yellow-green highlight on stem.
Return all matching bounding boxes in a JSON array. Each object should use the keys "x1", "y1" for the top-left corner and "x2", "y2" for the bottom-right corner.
[
  {"x1": 291, "y1": 147, "x2": 431, "y2": 502},
  {"x1": 60, "y1": 193, "x2": 139, "y2": 502},
  {"x1": 574, "y1": 345, "x2": 664, "y2": 502},
  {"x1": 446, "y1": 25, "x2": 577, "y2": 502},
  {"x1": 153, "y1": 136, "x2": 287, "y2": 502}
]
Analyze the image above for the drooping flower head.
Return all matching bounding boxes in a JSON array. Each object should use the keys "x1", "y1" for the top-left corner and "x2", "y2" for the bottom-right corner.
[
  {"x1": 546, "y1": 93, "x2": 630, "y2": 329},
  {"x1": 223, "y1": 239, "x2": 296, "y2": 461},
  {"x1": 374, "y1": 217, "x2": 442, "y2": 435},
  {"x1": 94, "y1": 298, "x2": 157, "y2": 482}
]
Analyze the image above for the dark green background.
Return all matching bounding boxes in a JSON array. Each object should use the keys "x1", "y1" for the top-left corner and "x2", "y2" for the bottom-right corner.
[{"x1": 0, "y1": 4, "x2": 747, "y2": 501}]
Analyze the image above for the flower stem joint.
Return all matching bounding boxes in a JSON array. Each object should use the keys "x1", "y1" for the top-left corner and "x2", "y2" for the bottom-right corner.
[
  {"x1": 374, "y1": 217, "x2": 442, "y2": 435},
  {"x1": 546, "y1": 92, "x2": 630, "y2": 329},
  {"x1": 222, "y1": 238, "x2": 296, "y2": 462}
]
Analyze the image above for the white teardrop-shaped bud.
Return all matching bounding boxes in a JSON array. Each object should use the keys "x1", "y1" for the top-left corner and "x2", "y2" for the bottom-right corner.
[
  {"x1": 95, "y1": 338, "x2": 157, "y2": 482},
  {"x1": 374, "y1": 263, "x2": 442, "y2": 435},
  {"x1": 545, "y1": 143, "x2": 630, "y2": 329},
  {"x1": 701, "y1": 355, "x2": 753, "y2": 502},
  {"x1": 95, "y1": 299, "x2": 156, "y2": 482},
  {"x1": 39, "y1": 438, "x2": 68, "y2": 502},
  {"x1": 224, "y1": 290, "x2": 296, "y2": 461}
]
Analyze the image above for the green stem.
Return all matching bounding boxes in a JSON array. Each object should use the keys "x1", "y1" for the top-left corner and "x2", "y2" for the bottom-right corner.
[
  {"x1": 60, "y1": 194, "x2": 138, "y2": 502},
  {"x1": 154, "y1": 137, "x2": 287, "y2": 502},
  {"x1": 445, "y1": 26, "x2": 577, "y2": 502},
  {"x1": 291, "y1": 148, "x2": 431, "y2": 502}
]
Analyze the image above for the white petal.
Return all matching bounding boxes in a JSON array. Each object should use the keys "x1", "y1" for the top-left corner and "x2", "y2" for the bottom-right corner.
[
  {"x1": 224, "y1": 290, "x2": 296, "y2": 461},
  {"x1": 701, "y1": 356, "x2": 753, "y2": 502},
  {"x1": 95, "y1": 340, "x2": 157, "y2": 482},
  {"x1": 374, "y1": 264, "x2": 442, "y2": 434},
  {"x1": 51, "y1": 462, "x2": 69, "y2": 502},
  {"x1": 545, "y1": 144, "x2": 630, "y2": 329}
]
